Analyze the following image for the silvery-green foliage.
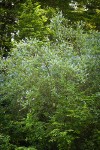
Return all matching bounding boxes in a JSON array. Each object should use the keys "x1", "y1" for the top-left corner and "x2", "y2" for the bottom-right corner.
[{"x1": 1, "y1": 37, "x2": 85, "y2": 108}]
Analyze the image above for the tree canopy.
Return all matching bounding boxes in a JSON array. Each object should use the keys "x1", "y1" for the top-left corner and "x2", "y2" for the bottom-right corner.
[
  {"x1": 0, "y1": 13, "x2": 100, "y2": 150},
  {"x1": 0, "y1": 0, "x2": 100, "y2": 149}
]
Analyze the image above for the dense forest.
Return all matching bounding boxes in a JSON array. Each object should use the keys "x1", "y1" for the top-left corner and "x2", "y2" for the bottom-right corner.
[{"x1": 0, "y1": 0, "x2": 100, "y2": 150}]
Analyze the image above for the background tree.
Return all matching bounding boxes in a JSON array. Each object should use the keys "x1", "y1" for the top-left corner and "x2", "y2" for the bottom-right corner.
[
  {"x1": 1, "y1": 0, "x2": 100, "y2": 57},
  {"x1": 0, "y1": 0, "x2": 25, "y2": 57},
  {"x1": 37, "y1": 0, "x2": 100, "y2": 30},
  {"x1": 17, "y1": 0, "x2": 55, "y2": 41},
  {"x1": 0, "y1": 0, "x2": 54, "y2": 57}
]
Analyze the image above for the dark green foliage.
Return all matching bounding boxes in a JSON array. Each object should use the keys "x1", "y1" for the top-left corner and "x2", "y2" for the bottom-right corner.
[
  {"x1": 38, "y1": 0, "x2": 100, "y2": 30},
  {"x1": 0, "y1": 0, "x2": 25, "y2": 57}
]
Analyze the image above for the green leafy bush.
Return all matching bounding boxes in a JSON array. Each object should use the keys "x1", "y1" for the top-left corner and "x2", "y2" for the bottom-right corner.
[
  {"x1": 0, "y1": 12, "x2": 100, "y2": 150},
  {"x1": 0, "y1": 134, "x2": 14, "y2": 150}
]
